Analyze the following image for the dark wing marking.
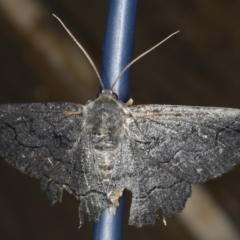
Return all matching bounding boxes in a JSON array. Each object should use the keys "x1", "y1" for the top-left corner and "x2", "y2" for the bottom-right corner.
[
  {"x1": 0, "y1": 102, "x2": 83, "y2": 205},
  {"x1": 126, "y1": 104, "x2": 240, "y2": 226}
]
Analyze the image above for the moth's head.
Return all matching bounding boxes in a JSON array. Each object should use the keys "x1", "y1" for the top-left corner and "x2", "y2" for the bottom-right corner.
[
  {"x1": 85, "y1": 89, "x2": 120, "y2": 106},
  {"x1": 93, "y1": 89, "x2": 133, "y2": 107},
  {"x1": 97, "y1": 89, "x2": 118, "y2": 100}
]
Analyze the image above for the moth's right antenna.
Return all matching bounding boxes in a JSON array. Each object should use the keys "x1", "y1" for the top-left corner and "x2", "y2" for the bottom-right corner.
[
  {"x1": 52, "y1": 14, "x2": 104, "y2": 90},
  {"x1": 111, "y1": 30, "x2": 180, "y2": 90}
]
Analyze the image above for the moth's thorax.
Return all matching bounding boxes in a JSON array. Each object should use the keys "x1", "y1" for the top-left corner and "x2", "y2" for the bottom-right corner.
[{"x1": 85, "y1": 91, "x2": 129, "y2": 151}]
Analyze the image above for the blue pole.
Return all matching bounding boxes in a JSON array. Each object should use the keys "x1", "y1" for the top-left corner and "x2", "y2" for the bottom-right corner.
[
  {"x1": 92, "y1": 0, "x2": 138, "y2": 240},
  {"x1": 100, "y1": 0, "x2": 138, "y2": 102}
]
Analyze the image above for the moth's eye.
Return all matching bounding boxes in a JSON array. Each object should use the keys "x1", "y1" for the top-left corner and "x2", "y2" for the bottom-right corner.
[
  {"x1": 112, "y1": 92, "x2": 118, "y2": 100},
  {"x1": 96, "y1": 92, "x2": 100, "y2": 98}
]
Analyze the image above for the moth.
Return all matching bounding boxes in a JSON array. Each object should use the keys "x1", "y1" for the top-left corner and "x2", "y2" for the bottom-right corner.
[{"x1": 1, "y1": 15, "x2": 240, "y2": 228}]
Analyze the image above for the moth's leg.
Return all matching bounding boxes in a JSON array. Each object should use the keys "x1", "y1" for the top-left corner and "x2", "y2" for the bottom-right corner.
[{"x1": 125, "y1": 98, "x2": 133, "y2": 106}]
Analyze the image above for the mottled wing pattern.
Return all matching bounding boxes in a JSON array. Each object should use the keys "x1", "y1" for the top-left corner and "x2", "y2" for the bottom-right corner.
[
  {"x1": 0, "y1": 103, "x2": 83, "y2": 205},
  {"x1": 127, "y1": 104, "x2": 240, "y2": 226},
  {"x1": 2, "y1": 101, "x2": 240, "y2": 228},
  {"x1": 69, "y1": 136, "x2": 111, "y2": 226}
]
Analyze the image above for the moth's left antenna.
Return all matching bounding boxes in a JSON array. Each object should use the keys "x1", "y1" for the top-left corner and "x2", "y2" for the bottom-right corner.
[{"x1": 52, "y1": 14, "x2": 104, "y2": 90}]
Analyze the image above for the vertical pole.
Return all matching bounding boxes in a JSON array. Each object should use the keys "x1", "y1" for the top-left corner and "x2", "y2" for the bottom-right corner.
[
  {"x1": 92, "y1": 0, "x2": 138, "y2": 240},
  {"x1": 100, "y1": 0, "x2": 138, "y2": 102}
]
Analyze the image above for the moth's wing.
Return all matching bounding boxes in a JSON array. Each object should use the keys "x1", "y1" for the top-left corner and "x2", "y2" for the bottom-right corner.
[
  {"x1": 131, "y1": 105, "x2": 240, "y2": 182},
  {"x1": 67, "y1": 137, "x2": 111, "y2": 227},
  {"x1": 127, "y1": 104, "x2": 240, "y2": 226},
  {"x1": 0, "y1": 103, "x2": 83, "y2": 205}
]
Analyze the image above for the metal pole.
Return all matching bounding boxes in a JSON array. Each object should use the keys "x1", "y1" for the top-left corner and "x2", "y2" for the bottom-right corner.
[{"x1": 92, "y1": 0, "x2": 138, "y2": 239}]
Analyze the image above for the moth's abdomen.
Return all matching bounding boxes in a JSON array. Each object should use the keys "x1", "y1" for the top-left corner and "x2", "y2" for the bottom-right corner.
[{"x1": 95, "y1": 151, "x2": 114, "y2": 189}]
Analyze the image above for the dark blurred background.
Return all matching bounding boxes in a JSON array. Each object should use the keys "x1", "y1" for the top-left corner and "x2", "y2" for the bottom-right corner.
[{"x1": 0, "y1": 1, "x2": 240, "y2": 239}]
